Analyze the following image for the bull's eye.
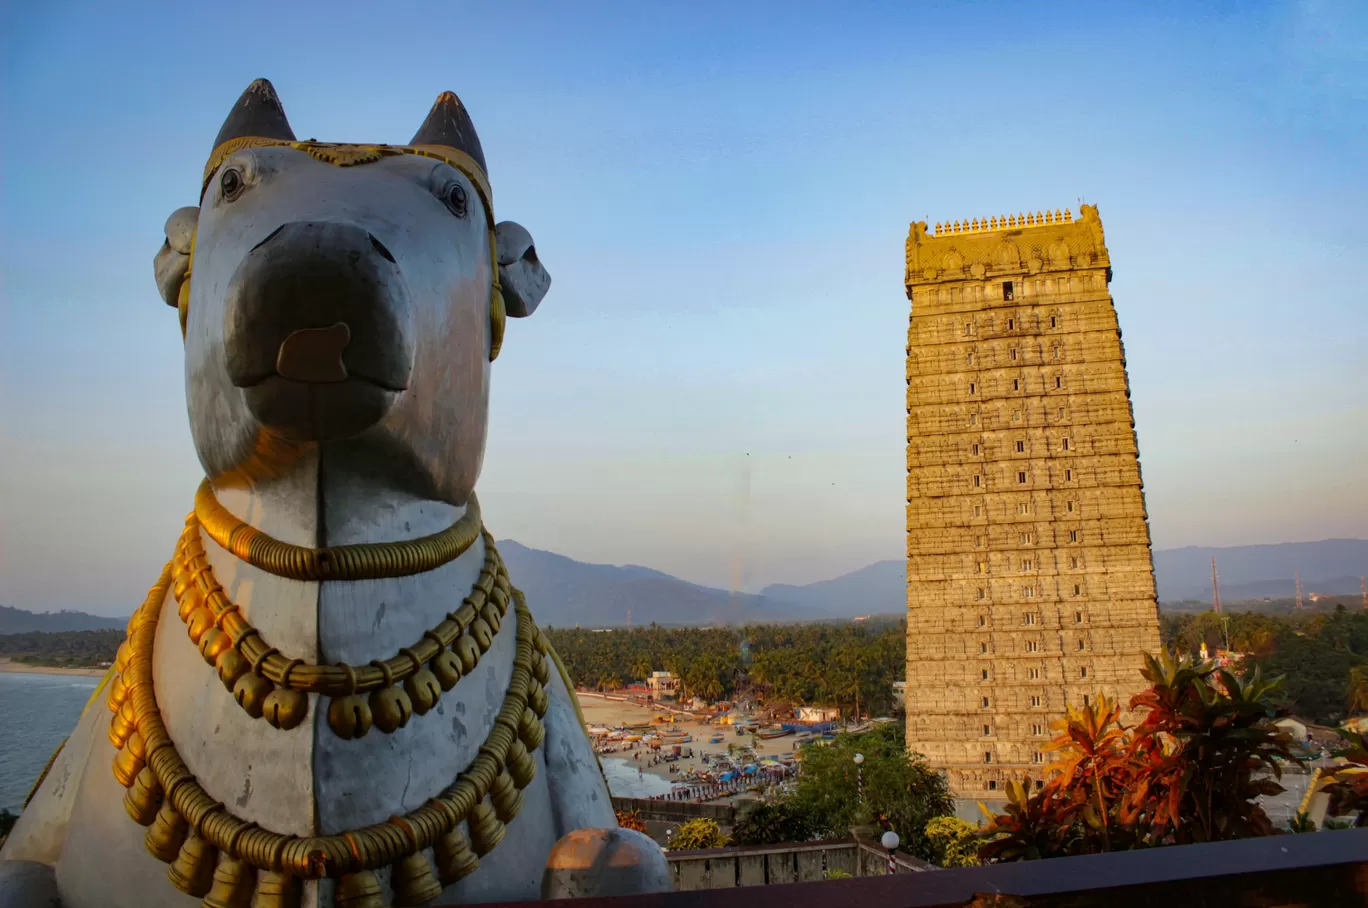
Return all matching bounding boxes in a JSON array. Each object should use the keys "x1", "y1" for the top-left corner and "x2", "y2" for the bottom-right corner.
[
  {"x1": 220, "y1": 168, "x2": 246, "y2": 202},
  {"x1": 443, "y1": 183, "x2": 468, "y2": 219}
]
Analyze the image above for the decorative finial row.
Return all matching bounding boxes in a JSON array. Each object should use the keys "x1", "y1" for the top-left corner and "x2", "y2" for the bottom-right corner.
[{"x1": 932, "y1": 209, "x2": 1072, "y2": 236}]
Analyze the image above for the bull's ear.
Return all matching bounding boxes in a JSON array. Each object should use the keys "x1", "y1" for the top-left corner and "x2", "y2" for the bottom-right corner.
[
  {"x1": 495, "y1": 221, "x2": 550, "y2": 317},
  {"x1": 154, "y1": 207, "x2": 199, "y2": 306}
]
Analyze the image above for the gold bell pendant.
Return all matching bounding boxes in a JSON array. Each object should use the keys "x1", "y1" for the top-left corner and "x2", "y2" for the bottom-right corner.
[
  {"x1": 168, "y1": 829, "x2": 219, "y2": 897},
  {"x1": 467, "y1": 801, "x2": 505, "y2": 856},
  {"x1": 505, "y1": 738, "x2": 538, "y2": 790},
  {"x1": 113, "y1": 734, "x2": 147, "y2": 788},
  {"x1": 201, "y1": 853, "x2": 255, "y2": 908},
  {"x1": 251, "y1": 870, "x2": 300, "y2": 908},
  {"x1": 124, "y1": 766, "x2": 163, "y2": 826},
  {"x1": 403, "y1": 666, "x2": 441, "y2": 716},
  {"x1": 519, "y1": 707, "x2": 545, "y2": 751},
  {"x1": 146, "y1": 802, "x2": 190, "y2": 862},
  {"x1": 434, "y1": 827, "x2": 479, "y2": 886},
  {"x1": 334, "y1": 870, "x2": 385, "y2": 908},
  {"x1": 489, "y1": 770, "x2": 522, "y2": 823},
  {"x1": 391, "y1": 851, "x2": 444, "y2": 906}
]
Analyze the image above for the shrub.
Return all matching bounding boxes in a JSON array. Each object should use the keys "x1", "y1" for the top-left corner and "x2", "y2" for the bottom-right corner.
[
  {"x1": 924, "y1": 816, "x2": 980, "y2": 867},
  {"x1": 667, "y1": 818, "x2": 728, "y2": 850}
]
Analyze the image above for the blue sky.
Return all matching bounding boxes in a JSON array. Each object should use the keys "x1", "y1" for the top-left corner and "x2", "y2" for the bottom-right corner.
[{"x1": 2, "y1": 1, "x2": 1365, "y2": 614}]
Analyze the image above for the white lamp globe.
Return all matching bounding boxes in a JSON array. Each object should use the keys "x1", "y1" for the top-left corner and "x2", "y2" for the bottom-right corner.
[
  {"x1": 853, "y1": 753, "x2": 865, "y2": 765},
  {"x1": 881, "y1": 830, "x2": 900, "y2": 851}
]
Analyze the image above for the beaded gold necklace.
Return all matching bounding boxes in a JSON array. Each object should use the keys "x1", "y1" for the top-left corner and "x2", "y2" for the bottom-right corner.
[
  {"x1": 106, "y1": 492, "x2": 557, "y2": 907},
  {"x1": 166, "y1": 485, "x2": 513, "y2": 738}
]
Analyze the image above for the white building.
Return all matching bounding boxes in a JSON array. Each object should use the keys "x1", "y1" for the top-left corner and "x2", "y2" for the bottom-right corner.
[{"x1": 647, "y1": 671, "x2": 680, "y2": 700}]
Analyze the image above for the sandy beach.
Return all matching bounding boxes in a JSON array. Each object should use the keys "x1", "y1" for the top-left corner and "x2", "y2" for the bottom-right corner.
[
  {"x1": 576, "y1": 692, "x2": 799, "y2": 798},
  {"x1": 0, "y1": 660, "x2": 107, "y2": 677}
]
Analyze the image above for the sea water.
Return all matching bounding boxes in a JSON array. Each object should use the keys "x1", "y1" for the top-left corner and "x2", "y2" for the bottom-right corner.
[{"x1": 0, "y1": 672, "x2": 101, "y2": 813}]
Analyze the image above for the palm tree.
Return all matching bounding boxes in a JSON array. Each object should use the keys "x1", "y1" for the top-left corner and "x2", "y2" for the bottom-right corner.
[{"x1": 630, "y1": 655, "x2": 652, "y2": 684}]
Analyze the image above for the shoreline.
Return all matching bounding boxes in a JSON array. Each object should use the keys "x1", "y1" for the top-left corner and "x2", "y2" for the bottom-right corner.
[{"x1": 0, "y1": 661, "x2": 107, "y2": 678}]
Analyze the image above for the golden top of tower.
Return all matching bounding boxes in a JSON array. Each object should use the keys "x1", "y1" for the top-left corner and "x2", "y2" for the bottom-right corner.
[{"x1": 905, "y1": 203, "x2": 1109, "y2": 290}]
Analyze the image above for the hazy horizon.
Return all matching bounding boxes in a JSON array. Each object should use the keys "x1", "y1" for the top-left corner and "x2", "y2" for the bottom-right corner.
[{"x1": 3, "y1": 1, "x2": 1366, "y2": 615}]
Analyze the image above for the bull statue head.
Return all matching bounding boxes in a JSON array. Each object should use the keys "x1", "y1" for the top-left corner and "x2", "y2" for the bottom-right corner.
[{"x1": 153, "y1": 79, "x2": 550, "y2": 504}]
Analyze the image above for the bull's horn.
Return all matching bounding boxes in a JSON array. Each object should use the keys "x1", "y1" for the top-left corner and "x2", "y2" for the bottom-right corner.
[
  {"x1": 409, "y1": 91, "x2": 487, "y2": 177},
  {"x1": 212, "y1": 78, "x2": 295, "y2": 152}
]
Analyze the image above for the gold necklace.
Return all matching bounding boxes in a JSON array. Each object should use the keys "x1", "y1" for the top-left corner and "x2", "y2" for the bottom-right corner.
[
  {"x1": 167, "y1": 516, "x2": 516, "y2": 738},
  {"x1": 108, "y1": 558, "x2": 552, "y2": 907},
  {"x1": 193, "y1": 479, "x2": 482, "y2": 581}
]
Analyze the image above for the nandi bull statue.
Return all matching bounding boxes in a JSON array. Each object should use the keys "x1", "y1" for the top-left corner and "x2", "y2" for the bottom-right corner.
[{"x1": 0, "y1": 80, "x2": 671, "y2": 908}]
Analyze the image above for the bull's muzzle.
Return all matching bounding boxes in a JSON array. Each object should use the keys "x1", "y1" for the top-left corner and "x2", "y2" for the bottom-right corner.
[{"x1": 224, "y1": 220, "x2": 414, "y2": 441}]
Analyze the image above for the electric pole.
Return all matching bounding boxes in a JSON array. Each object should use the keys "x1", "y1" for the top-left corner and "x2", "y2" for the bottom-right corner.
[{"x1": 1211, "y1": 556, "x2": 1222, "y2": 614}]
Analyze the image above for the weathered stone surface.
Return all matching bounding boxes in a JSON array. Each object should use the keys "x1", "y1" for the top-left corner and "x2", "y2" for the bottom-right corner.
[{"x1": 902, "y1": 206, "x2": 1161, "y2": 798}]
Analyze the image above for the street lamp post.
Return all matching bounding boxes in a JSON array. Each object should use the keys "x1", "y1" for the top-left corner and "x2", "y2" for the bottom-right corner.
[
  {"x1": 853, "y1": 752, "x2": 865, "y2": 805},
  {"x1": 881, "y1": 830, "x2": 900, "y2": 875}
]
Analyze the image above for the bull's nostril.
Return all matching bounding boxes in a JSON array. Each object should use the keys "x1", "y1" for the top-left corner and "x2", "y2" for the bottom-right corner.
[
  {"x1": 369, "y1": 234, "x2": 396, "y2": 263},
  {"x1": 251, "y1": 225, "x2": 286, "y2": 253}
]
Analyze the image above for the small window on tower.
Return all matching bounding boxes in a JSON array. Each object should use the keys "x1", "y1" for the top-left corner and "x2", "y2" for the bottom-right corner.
[
  {"x1": 1065, "y1": 469, "x2": 1073, "y2": 481},
  {"x1": 1013, "y1": 379, "x2": 1021, "y2": 391},
  {"x1": 1018, "y1": 471, "x2": 1027, "y2": 484},
  {"x1": 978, "y1": 614, "x2": 987, "y2": 627},
  {"x1": 969, "y1": 382, "x2": 976, "y2": 395},
  {"x1": 1003, "y1": 282, "x2": 1014, "y2": 301},
  {"x1": 1013, "y1": 409, "x2": 1022, "y2": 422},
  {"x1": 1067, "y1": 500, "x2": 1075, "y2": 513},
  {"x1": 1010, "y1": 347, "x2": 1018, "y2": 361},
  {"x1": 972, "y1": 443, "x2": 981, "y2": 455},
  {"x1": 1083, "y1": 694, "x2": 1091, "y2": 706},
  {"x1": 981, "y1": 669, "x2": 989, "y2": 680},
  {"x1": 969, "y1": 413, "x2": 978, "y2": 426},
  {"x1": 974, "y1": 475, "x2": 982, "y2": 488},
  {"x1": 984, "y1": 724, "x2": 991, "y2": 735},
  {"x1": 1033, "y1": 751, "x2": 1045, "y2": 764},
  {"x1": 1075, "y1": 611, "x2": 1083, "y2": 623},
  {"x1": 1028, "y1": 667, "x2": 1041, "y2": 680},
  {"x1": 964, "y1": 322, "x2": 973, "y2": 336},
  {"x1": 982, "y1": 697, "x2": 990, "y2": 708},
  {"x1": 1008, "y1": 318, "x2": 1015, "y2": 330},
  {"x1": 1074, "y1": 584, "x2": 1082, "y2": 596},
  {"x1": 976, "y1": 588, "x2": 985, "y2": 600},
  {"x1": 1026, "y1": 640, "x2": 1039, "y2": 652},
  {"x1": 980, "y1": 642, "x2": 989, "y2": 654},
  {"x1": 1069, "y1": 530, "x2": 1079, "y2": 543},
  {"x1": 1031, "y1": 695, "x2": 1043, "y2": 707},
  {"x1": 984, "y1": 752, "x2": 993, "y2": 764},
  {"x1": 1081, "y1": 667, "x2": 1089, "y2": 679},
  {"x1": 988, "y1": 780, "x2": 998, "y2": 791},
  {"x1": 1017, "y1": 502, "x2": 1029, "y2": 515},
  {"x1": 973, "y1": 505, "x2": 983, "y2": 517},
  {"x1": 1062, "y1": 438, "x2": 1071, "y2": 451},
  {"x1": 1078, "y1": 639, "x2": 1086, "y2": 650},
  {"x1": 1055, "y1": 376, "x2": 1063, "y2": 389},
  {"x1": 1050, "y1": 316, "x2": 1058, "y2": 328},
  {"x1": 1016, "y1": 440, "x2": 1025, "y2": 453},
  {"x1": 1032, "y1": 723, "x2": 1044, "y2": 736}
]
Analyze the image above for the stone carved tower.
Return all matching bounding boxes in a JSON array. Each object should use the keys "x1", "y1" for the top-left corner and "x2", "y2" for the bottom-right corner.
[{"x1": 902, "y1": 205, "x2": 1161, "y2": 798}]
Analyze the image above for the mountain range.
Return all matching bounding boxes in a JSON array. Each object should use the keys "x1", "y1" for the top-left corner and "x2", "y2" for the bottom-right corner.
[{"x1": 3, "y1": 539, "x2": 1363, "y2": 633}]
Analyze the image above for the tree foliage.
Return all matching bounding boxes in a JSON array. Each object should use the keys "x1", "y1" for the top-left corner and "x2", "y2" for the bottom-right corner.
[
  {"x1": 729, "y1": 799, "x2": 821, "y2": 846},
  {"x1": 0, "y1": 629, "x2": 122, "y2": 668},
  {"x1": 544, "y1": 620, "x2": 905, "y2": 716},
  {"x1": 786, "y1": 721, "x2": 952, "y2": 860},
  {"x1": 1160, "y1": 605, "x2": 1368, "y2": 724},
  {"x1": 978, "y1": 650, "x2": 1300, "y2": 862}
]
